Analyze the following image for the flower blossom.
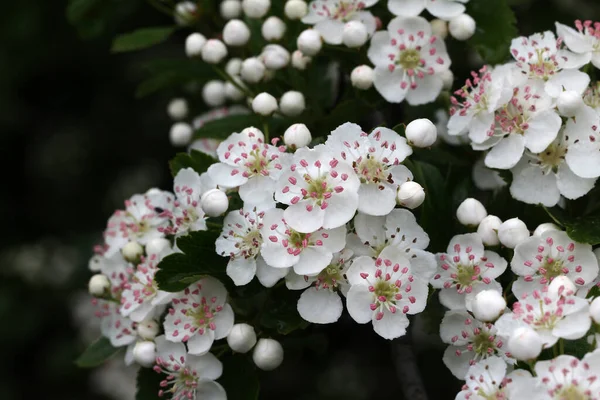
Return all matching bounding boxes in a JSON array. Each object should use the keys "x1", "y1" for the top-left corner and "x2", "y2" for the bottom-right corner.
[
  {"x1": 556, "y1": 20, "x2": 600, "y2": 69},
  {"x1": 388, "y1": 0, "x2": 469, "y2": 20},
  {"x1": 455, "y1": 357, "x2": 531, "y2": 400}
]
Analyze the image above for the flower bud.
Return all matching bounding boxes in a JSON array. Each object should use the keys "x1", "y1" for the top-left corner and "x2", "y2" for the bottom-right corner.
[
  {"x1": 137, "y1": 319, "x2": 160, "y2": 340},
  {"x1": 122, "y1": 241, "x2": 144, "y2": 262},
  {"x1": 448, "y1": 14, "x2": 476, "y2": 41},
  {"x1": 291, "y1": 50, "x2": 311, "y2": 70},
  {"x1": 202, "y1": 80, "x2": 226, "y2": 107},
  {"x1": 284, "y1": 0, "x2": 308, "y2": 20},
  {"x1": 174, "y1": 1, "x2": 198, "y2": 26},
  {"x1": 133, "y1": 341, "x2": 156, "y2": 368},
  {"x1": 89, "y1": 255, "x2": 102, "y2": 272},
  {"x1": 507, "y1": 327, "x2": 543, "y2": 361},
  {"x1": 557, "y1": 90, "x2": 584, "y2": 117},
  {"x1": 223, "y1": 19, "x2": 251, "y2": 47},
  {"x1": 431, "y1": 19, "x2": 448, "y2": 39},
  {"x1": 242, "y1": 0, "x2": 270, "y2": 18},
  {"x1": 167, "y1": 98, "x2": 188, "y2": 120},
  {"x1": 284, "y1": 123, "x2": 312, "y2": 149},
  {"x1": 498, "y1": 218, "x2": 530, "y2": 249},
  {"x1": 533, "y1": 222, "x2": 561, "y2": 237},
  {"x1": 225, "y1": 80, "x2": 245, "y2": 101},
  {"x1": 88, "y1": 274, "x2": 110, "y2": 297},
  {"x1": 351, "y1": 65, "x2": 374, "y2": 90},
  {"x1": 297, "y1": 29, "x2": 322, "y2": 56},
  {"x1": 241, "y1": 57, "x2": 266, "y2": 83},
  {"x1": 227, "y1": 323, "x2": 257, "y2": 353},
  {"x1": 252, "y1": 338, "x2": 284, "y2": 371},
  {"x1": 406, "y1": 118, "x2": 438, "y2": 148},
  {"x1": 201, "y1": 39, "x2": 228, "y2": 64},
  {"x1": 548, "y1": 275, "x2": 577, "y2": 297},
  {"x1": 590, "y1": 297, "x2": 600, "y2": 324},
  {"x1": 477, "y1": 215, "x2": 502, "y2": 246},
  {"x1": 225, "y1": 58, "x2": 243, "y2": 76},
  {"x1": 170, "y1": 122, "x2": 193, "y2": 146},
  {"x1": 252, "y1": 92, "x2": 278, "y2": 115},
  {"x1": 200, "y1": 189, "x2": 229, "y2": 217},
  {"x1": 261, "y1": 45, "x2": 290, "y2": 70},
  {"x1": 185, "y1": 33, "x2": 206, "y2": 57},
  {"x1": 145, "y1": 238, "x2": 171, "y2": 256},
  {"x1": 342, "y1": 20, "x2": 368, "y2": 48},
  {"x1": 440, "y1": 69, "x2": 454, "y2": 90},
  {"x1": 456, "y1": 198, "x2": 487, "y2": 227},
  {"x1": 220, "y1": 0, "x2": 242, "y2": 19},
  {"x1": 471, "y1": 290, "x2": 506, "y2": 322},
  {"x1": 262, "y1": 16, "x2": 286, "y2": 41},
  {"x1": 397, "y1": 181, "x2": 425, "y2": 209},
  {"x1": 279, "y1": 91, "x2": 305, "y2": 116}
]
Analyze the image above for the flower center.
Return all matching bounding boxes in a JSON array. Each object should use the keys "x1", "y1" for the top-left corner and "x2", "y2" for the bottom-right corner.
[
  {"x1": 528, "y1": 49, "x2": 558, "y2": 80},
  {"x1": 236, "y1": 229, "x2": 262, "y2": 259},
  {"x1": 302, "y1": 175, "x2": 333, "y2": 206},
  {"x1": 374, "y1": 280, "x2": 399, "y2": 301},
  {"x1": 584, "y1": 83, "x2": 600, "y2": 110},
  {"x1": 398, "y1": 49, "x2": 421, "y2": 70},
  {"x1": 455, "y1": 263, "x2": 476, "y2": 288},
  {"x1": 471, "y1": 331, "x2": 498, "y2": 357},
  {"x1": 477, "y1": 388, "x2": 506, "y2": 400},
  {"x1": 540, "y1": 255, "x2": 566, "y2": 280},
  {"x1": 187, "y1": 298, "x2": 223, "y2": 330},
  {"x1": 289, "y1": 230, "x2": 310, "y2": 248},
  {"x1": 353, "y1": 155, "x2": 392, "y2": 187},
  {"x1": 316, "y1": 264, "x2": 344, "y2": 289},
  {"x1": 243, "y1": 148, "x2": 270, "y2": 177},
  {"x1": 536, "y1": 142, "x2": 567, "y2": 171},
  {"x1": 333, "y1": 1, "x2": 363, "y2": 21},
  {"x1": 555, "y1": 385, "x2": 587, "y2": 400}
]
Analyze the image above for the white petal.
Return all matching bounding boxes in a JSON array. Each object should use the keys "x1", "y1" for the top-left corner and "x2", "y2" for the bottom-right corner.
[
  {"x1": 439, "y1": 288, "x2": 467, "y2": 310},
  {"x1": 260, "y1": 243, "x2": 298, "y2": 269},
  {"x1": 284, "y1": 201, "x2": 326, "y2": 233},
  {"x1": 285, "y1": 271, "x2": 313, "y2": 290},
  {"x1": 373, "y1": 66, "x2": 409, "y2": 103},
  {"x1": 510, "y1": 161, "x2": 560, "y2": 207},
  {"x1": 322, "y1": 191, "x2": 359, "y2": 230},
  {"x1": 442, "y1": 345, "x2": 472, "y2": 379},
  {"x1": 346, "y1": 255, "x2": 377, "y2": 285},
  {"x1": 484, "y1": 135, "x2": 525, "y2": 170},
  {"x1": 357, "y1": 183, "x2": 397, "y2": 216},
  {"x1": 255, "y1": 256, "x2": 289, "y2": 287},
  {"x1": 346, "y1": 284, "x2": 375, "y2": 323},
  {"x1": 367, "y1": 31, "x2": 395, "y2": 66},
  {"x1": 238, "y1": 176, "x2": 275, "y2": 207},
  {"x1": 196, "y1": 381, "x2": 227, "y2": 400},
  {"x1": 406, "y1": 75, "x2": 444, "y2": 106},
  {"x1": 226, "y1": 258, "x2": 257, "y2": 286},
  {"x1": 545, "y1": 69, "x2": 590, "y2": 97},
  {"x1": 372, "y1": 308, "x2": 410, "y2": 339},
  {"x1": 321, "y1": 226, "x2": 347, "y2": 253},
  {"x1": 187, "y1": 330, "x2": 216, "y2": 355},
  {"x1": 555, "y1": 22, "x2": 594, "y2": 53},
  {"x1": 565, "y1": 141, "x2": 600, "y2": 179},
  {"x1": 427, "y1": 0, "x2": 466, "y2": 20},
  {"x1": 315, "y1": 19, "x2": 344, "y2": 45},
  {"x1": 524, "y1": 110, "x2": 561, "y2": 153},
  {"x1": 294, "y1": 246, "x2": 333, "y2": 276},
  {"x1": 213, "y1": 303, "x2": 234, "y2": 340},
  {"x1": 448, "y1": 113, "x2": 471, "y2": 136},
  {"x1": 468, "y1": 112, "x2": 495, "y2": 144},
  {"x1": 155, "y1": 335, "x2": 186, "y2": 363},
  {"x1": 440, "y1": 310, "x2": 472, "y2": 345},
  {"x1": 387, "y1": 0, "x2": 426, "y2": 16},
  {"x1": 553, "y1": 310, "x2": 591, "y2": 340},
  {"x1": 186, "y1": 353, "x2": 223, "y2": 380},
  {"x1": 297, "y1": 287, "x2": 343, "y2": 324},
  {"x1": 207, "y1": 163, "x2": 247, "y2": 188},
  {"x1": 556, "y1": 164, "x2": 597, "y2": 200},
  {"x1": 354, "y1": 212, "x2": 386, "y2": 245}
]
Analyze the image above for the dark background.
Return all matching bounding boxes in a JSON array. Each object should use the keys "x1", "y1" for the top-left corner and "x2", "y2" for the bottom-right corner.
[{"x1": 1, "y1": 0, "x2": 599, "y2": 399}]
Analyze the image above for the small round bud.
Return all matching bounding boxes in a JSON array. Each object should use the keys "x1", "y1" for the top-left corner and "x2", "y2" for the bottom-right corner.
[
  {"x1": 223, "y1": 19, "x2": 251, "y2": 47},
  {"x1": 342, "y1": 20, "x2": 368, "y2": 48},
  {"x1": 397, "y1": 181, "x2": 425, "y2": 209},
  {"x1": 174, "y1": 1, "x2": 198, "y2": 26},
  {"x1": 242, "y1": 0, "x2": 271, "y2": 18},
  {"x1": 284, "y1": 0, "x2": 308, "y2": 20},
  {"x1": 133, "y1": 341, "x2": 156, "y2": 368},
  {"x1": 89, "y1": 255, "x2": 102, "y2": 272},
  {"x1": 440, "y1": 69, "x2": 454, "y2": 90},
  {"x1": 137, "y1": 319, "x2": 160, "y2": 340},
  {"x1": 145, "y1": 238, "x2": 171, "y2": 256},
  {"x1": 262, "y1": 16, "x2": 286, "y2": 41},
  {"x1": 291, "y1": 50, "x2": 311, "y2": 70},
  {"x1": 202, "y1": 80, "x2": 226, "y2": 107},
  {"x1": 406, "y1": 118, "x2": 438, "y2": 148},
  {"x1": 557, "y1": 90, "x2": 584, "y2": 117},
  {"x1": 225, "y1": 80, "x2": 245, "y2": 101},
  {"x1": 88, "y1": 274, "x2": 110, "y2": 297},
  {"x1": 507, "y1": 327, "x2": 543, "y2": 361},
  {"x1": 351, "y1": 65, "x2": 374, "y2": 90},
  {"x1": 471, "y1": 290, "x2": 506, "y2": 322},
  {"x1": 449, "y1": 14, "x2": 476, "y2": 41},
  {"x1": 548, "y1": 275, "x2": 577, "y2": 297},
  {"x1": 252, "y1": 338, "x2": 284, "y2": 371},
  {"x1": 477, "y1": 215, "x2": 502, "y2": 246},
  {"x1": 430, "y1": 19, "x2": 448, "y2": 39},
  {"x1": 241, "y1": 57, "x2": 266, "y2": 83},
  {"x1": 220, "y1": 0, "x2": 242, "y2": 19},
  {"x1": 201, "y1": 39, "x2": 228, "y2": 64},
  {"x1": 227, "y1": 323, "x2": 257, "y2": 353},
  {"x1": 533, "y1": 222, "x2": 561, "y2": 237},
  {"x1": 122, "y1": 241, "x2": 144, "y2": 262},
  {"x1": 225, "y1": 58, "x2": 243, "y2": 76},
  {"x1": 498, "y1": 218, "x2": 530, "y2": 249},
  {"x1": 200, "y1": 189, "x2": 229, "y2": 217},
  {"x1": 252, "y1": 92, "x2": 278, "y2": 115},
  {"x1": 170, "y1": 122, "x2": 193, "y2": 146},
  {"x1": 284, "y1": 123, "x2": 312, "y2": 149},
  {"x1": 297, "y1": 29, "x2": 322, "y2": 56},
  {"x1": 590, "y1": 297, "x2": 600, "y2": 324},
  {"x1": 456, "y1": 198, "x2": 488, "y2": 227},
  {"x1": 167, "y1": 98, "x2": 188, "y2": 120},
  {"x1": 240, "y1": 127, "x2": 265, "y2": 141},
  {"x1": 261, "y1": 44, "x2": 290, "y2": 70},
  {"x1": 185, "y1": 33, "x2": 206, "y2": 57},
  {"x1": 279, "y1": 91, "x2": 305, "y2": 116}
]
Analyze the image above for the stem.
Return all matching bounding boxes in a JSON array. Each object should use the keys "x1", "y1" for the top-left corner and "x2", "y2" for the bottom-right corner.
[
  {"x1": 262, "y1": 119, "x2": 270, "y2": 142},
  {"x1": 212, "y1": 66, "x2": 255, "y2": 98},
  {"x1": 559, "y1": 338, "x2": 565, "y2": 355}
]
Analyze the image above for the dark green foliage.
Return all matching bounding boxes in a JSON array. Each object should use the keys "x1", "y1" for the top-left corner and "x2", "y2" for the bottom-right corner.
[
  {"x1": 169, "y1": 149, "x2": 216, "y2": 177},
  {"x1": 75, "y1": 337, "x2": 120, "y2": 368},
  {"x1": 467, "y1": 0, "x2": 518, "y2": 64}
]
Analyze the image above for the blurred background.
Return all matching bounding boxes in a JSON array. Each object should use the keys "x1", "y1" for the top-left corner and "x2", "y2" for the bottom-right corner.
[{"x1": 1, "y1": 0, "x2": 599, "y2": 399}]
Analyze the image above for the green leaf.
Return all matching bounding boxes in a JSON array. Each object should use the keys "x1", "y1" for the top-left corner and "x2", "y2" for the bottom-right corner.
[
  {"x1": 135, "y1": 59, "x2": 213, "y2": 98},
  {"x1": 169, "y1": 150, "x2": 217, "y2": 177},
  {"x1": 194, "y1": 114, "x2": 262, "y2": 140},
  {"x1": 260, "y1": 285, "x2": 308, "y2": 335},
  {"x1": 467, "y1": 0, "x2": 517, "y2": 64},
  {"x1": 75, "y1": 337, "x2": 120, "y2": 368},
  {"x1": 317, "y1": 99, "x2": 371, "y2": 133},
  {"x1": 111, "y1": 26, "x2": 175, "y2": 53},
  {"x1": 219, "y1": 355, "x2": 260, "y2": 400},
  {"x1": 564, "y1": 216, "x2": 600, "y2": 245},
  {"x1": 136, "y1": 367, "x2": 162, "y2": 400}
]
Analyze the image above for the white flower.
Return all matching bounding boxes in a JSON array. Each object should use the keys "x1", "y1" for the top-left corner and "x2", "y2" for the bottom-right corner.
[
  {"x1": 448, "y1": 13, "x2": 476, "y2": 41},
  {"x1": 556, "y1": 20, "x2": 600, "y2": 68},
  {"x1": 259, "y1": 208, "x2": 346, "y2": 276},
  {"x1": 367, "y1": 16, "x2": 451, "y2": 105},
  {"x1": 388, "y1": 0, "x2": 468, "y2": 20},
  {"x1": 252, "y1": 338, "x2": 284, "y2": 371},
  {"x1": 262, "y1": 16, "x2": 286, "y2": 41},
  {"x1": 325, "y1": 123, "x2": 412, "y2": 216},
  {"x1": 564, "y1": 105, "x2": 600, "y2": 179},
  {"x1": 163, "y1": 277, "x2": 234, "y2": 355},
  {"x1": 431, "y1": 233, "x2": 507, "y2": 311},
  {"x1": 350, "y1": 65, "x2": 374, "y2": 89},
  {"x1": 154, "y1": 335, "x2": 226, "y2": 400},
  {"x1": 455, "y1": 357, "x2": 530, "y2": 400},
  {"x1": 94, "y1": 300, "x2": 137, "y2": 347},
  {"x1": 302, "y1": 0, "x2": 378, "y2": 45}
]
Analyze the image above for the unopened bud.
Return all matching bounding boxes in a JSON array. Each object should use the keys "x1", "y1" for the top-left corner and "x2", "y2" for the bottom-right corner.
[
  {"x1": 201, "y1": 39, "x2": 228, "y2": 64},
  {"x1": 342, "y1": 20, "x2": 368, "y2": 48},
  {"x1": 471, "y1": 290, "x2": 506, "y2": 322},
  {"x1": 167, "y1": 98, "x2": 188, "y2": 120},
  {"x1": 456, "y1": 198, "x2": 487, "y2": 227},
  {"x1": 397, "y1": 181, "x2": 425, "y2": 209},
  {"x1": 533, "y1": 222, "x2": 561, "y2": 237},
  {"x1": 252, "y1": 92, "x2": 278, "y2": 115},
  {"x1": 283, "y1": 123, "x2": 312, "y2": 149},
  {"x1": 507, "y1": 327, "x2": 542, "y2": 361},
  {"x1": 406, "y1": 118, "x2": 437, "y2": 148},
  {"x1": 223, "y1": 19, "x2": 251, "y2": 47},
  {"x1": 174, "y1": 1, "x2": 198, "y2": 26},
  {"x1": 351, "y1": 65, "x2": 374, "y2": 90},
  {"x1": 145, "y1": 238, "x2": 171, "y2": 256},
  {"x1": 227, "y1": 323, "x2": 257, "y2": 353},
  {"x1": 431, "y1": 19, "x2": 448, "y2": 39},
  {"x1": 133, "y1": 341, "x2": 156, "y2": 368},
  {"x1": 285, "y1": 0, "x2": 308, "y2": 20},
  {"x1": 185, "y1": 33, "x2": 206, "y2": 57},
  {"x1": 498, "y1": 218, "x2": 530, "y2": 249},
  {"x1": 122, "y1": 241, "x2": 144, "y2": 262},
  {"x1": 202, "y1": 80, "x2": 226, "y2": 107},
  {"x1": 137, "y1": 319, "x2": 160, "y2": 340},
  {"x1": 590, "y1": 297, "x2": 600, "y2": 324},
  {"x1": 261, "y1": 45, "x2": 290, "y2": 70},
  {"x1": 225, "y1": 58, "x2": 243, "y2": 76},
  {"x1": 291, "y1": 50, "x2": 311, "y2": 70},
  {"x1": 242, "y1": 0, "x2": 271, "y2": 18},
  {"x1": 170, "y1": 122, "x2": 193, "y2": 147},
  {"x1": 252, "y1": 338, "x2": 284, "y2": 371},
  {"x1": 88, "y1": 274, "x2": 110, "y2": 297},
  {"x1": 262, "y1": 16, "x2": 286, "y2": 41},
  {"x1": 280, "y1": 91, "x2": 305, "y2": 116},
  {"x1": 477, "y1": 215, "x2": 502, "y2": 246},
  {"x1": 201, "y1": 189, "x2": 229, "y2": 217},
  {"x1": 241, "y1": 57, "x2": 266, "y2": 83},
  {"x1": 220, "y1": 0, "x2": 242, "y2": 20},
  {"x1": 297, "y1": 29, "x2": 322, "y2": 56},
  {"x1": 449, "y1": 14, "x2": 476, "y2": 41}
]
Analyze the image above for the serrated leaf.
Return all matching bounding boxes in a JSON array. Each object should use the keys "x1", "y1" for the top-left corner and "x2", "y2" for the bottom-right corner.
[
  {"x1": 194, "y1": 114, "x2": 263, "y2": 140},
  {"x1": 467, "y1": 0, "x2": 517, "y2": 64},
  {"x1": 136, "y1": 367, "x2": 162, "y2": 400},
  {"x1": 169, "y1": 150, "x2": 217, "y2": 177},
  {"x1": 75, "y1": 337, "x2": 120, "y2": 368},
  {"x1": 219, "y1": 355, "x2": 260, "y2": 400},
  {"x1": 111, "y1": 26, "x2": 175, "y2": 53},
  {"x1": 565, "y1": 216, "x2": 600, "y2": 245}
]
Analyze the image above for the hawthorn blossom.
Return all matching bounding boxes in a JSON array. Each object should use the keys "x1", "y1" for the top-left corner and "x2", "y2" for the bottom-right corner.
[
  {"x1": 367, "y1": 16, "x2": 451, "y2": 105},
  {"x1": 274, "y1": 144, "x2": 360, "y2": 233},
  {"x1": 153, "y1": 335, "x2": 226, "y2": 400},
  {"x1": 346, "y1": 245, "x2": 430, "y2": 339},
  {"x1": 455, "y1": 357, "x2": 532, "y2": 400},
  {"x1": 564, "y1": 105, "x2": 600, "y2": 179},
  {"x1": 388, "y1": 0, "x2": 468, "y2": 20},
  {"x1": 93, "y1": 299, "x2": 137, "y2": 348},
  {"x1": 324, "y1": 123, "x2": 413, "y2": 215},
  {"x1": 259, "y1": 208, "x2": 346, "y2": 276},
  {"x1": 431, "y1": 233, "x2": 507, "y2": 311},
  {"x1": 302, "y1": 0, "x2": 379, "y2": 45},
  {"x1": 556, "y1": 20, "x2": 600, "y2": 69},
  {"x1": 164, "y1": 277, "x2": 234, "y2": 355},
  {"x1": 93, "y1": 251, "x2": 134, "y2": 300},
  {"x1": 583, "y1": 82, "x2": 600, "y2": 114}
]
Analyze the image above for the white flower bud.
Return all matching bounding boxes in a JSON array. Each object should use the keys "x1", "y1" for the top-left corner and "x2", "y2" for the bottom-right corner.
[
  {"x1": 533, "y1": 222, "x2": 561, "y2": 237},
  {"x1": 133, "y1": 341, "x2": 156, "y2": 368},
  {"x1": 284, "y1": 0, "x2": 308, "y2": 19},
  {"x1": 88, "y1": 274, "x2": 110, "y2": 296},
  {"x1": 507, "y1": 327, "x2": 543, "y2": 361},
  {"x1": 225, "y1": 58, "x2": 243, "y2": 76},
  {"x1": 145, "y1": 238, "x2": 171, "y2": 256},
  {"x1": 225, "y1": 80, "x2": 245, "y2": 101},
  {"x1": 174, "y1": 1, "x2": 198, "y2": 26},
  {"x1": 449, "y1": 14, "x2": 476, "y2": 41},
  {"x1": 252, "y1": 338, "x2": 284, "y2": 371},
  {"x1": 137, "y1": 319, "x2": 160, "y2": 340},
  {"x1": 261, "y1": 44, "x2": 290, "y2": 70},
  {"x1": 240, "y1": 127, "x2": 265, "y2": 141},
  {"x1": 200, "y1": 189, "x2": 229, "y2": 216},
  {"x1": 397, "y1": 181, "x2": 425, "y2": 209},
  {"x1": 406, "y1": 118, "x2": 438, "y2": 148},
  {"x1": 227, "y1": 323, "x2": 257, "y2": 353},
  {"x1": 185, "y1": 33, "x2": 206, "y2": 57},
  {"x1": 548, "y1": 275, "x2": 577, "y2": 297},
  {"x1": 280, "y1": 91, "x2": 305, "y2": 116},
  {"x1": 242, "y1": 0, "x2": 270, "y2": 18},
  {"x1": 89, "y1": 255, "x2": 102, "y2": 272},
  {"x1": 477, "y1": 215, "x2": 502, "y2": 246},
  {"x1": 440, "y1": 69, "x2": 454, "y2": 90},
  {"x1": 590, "y1": 297, "x2": 600, "y2": 324},
  {"x1": 170, "y1": 122, "x2": 193, "y2": 146},
  {"x1": 167, "y1": 98, "x2": 188, "y2": 120},
  {"x1": 291, "y1": 50, "x2": 311, "y2": 69},
  {"x1": 284, "y1": 123, "x2": 312, "y2": 148},
  {"x1": 220, "y1": 0, "x2": 242, "y2": 19},
  {"x1": 342, "y1": 20, "x2": 368, "y2": 48},
  {"x1": 122, "y1": 241, "x2": 144, "y2": 262},
  {"x1": 202, "y1": 80, "x2": 226, "y2": 107},
  {"x1": 241, "y1": 57, "x2": 266, "y2": 83},
  {"x1": 351, "y1": 65, "x2": 374, "y2": 90},
  {"x1": 297, "y1": 29, "x2": 322, "y2": 56},
  {"x1": 201, "y1": 39, "x2": 228, "y2": 64},
  {"x1": 262, "y1": 16, "x2": 286, "y2": 41},
  {"x1": 557, "y1": 90, "x2": 584, "y2": 117},
  {"x1": 471, "y1": 290, "x2": 506, "y2": 322},
  {"x1": 498, "y1": 218, "x2": 530, "y2": 249},
  {"x1": 456, "y1": 198, "x2": 488, "y2": 227},
  {"x1": 252, "y1": 92, "x2": 278, "y2": 115},
  {"x1": 223, "y1": 19, "x2": 251, "y2": 47},
  {"x1": 430, "y1": 19, "x2": 448, "y2": 39}
]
